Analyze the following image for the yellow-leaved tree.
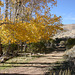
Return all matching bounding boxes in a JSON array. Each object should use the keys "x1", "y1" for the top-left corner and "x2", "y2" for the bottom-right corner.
[{"x1": 0, "y1": 0, "x2": 63, "y2": 54}]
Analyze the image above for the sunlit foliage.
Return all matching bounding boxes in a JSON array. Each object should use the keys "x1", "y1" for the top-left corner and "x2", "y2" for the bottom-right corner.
[{"x1": 0, "y1": 0, "x2": 63, "y2": 44}]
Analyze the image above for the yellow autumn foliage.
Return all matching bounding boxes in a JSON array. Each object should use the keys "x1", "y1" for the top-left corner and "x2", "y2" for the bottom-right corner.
[
  {"x1": 0, "y1": 1, "x2": 4, "y2": 7},
  {"x1": 0, "y1": 13, "x2": 63, "y2": 44},
  {"x1": 0, "y1": 0, "x2": 63, "y2": 44}
]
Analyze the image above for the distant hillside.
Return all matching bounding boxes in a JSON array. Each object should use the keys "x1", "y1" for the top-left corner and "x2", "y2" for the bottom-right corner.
[
  {"x1": 63, "y1": 24, "x2": 75, "y2": 31},
  {"x1": 53, "y1": 24, "x2": 75, "y2": 39}
]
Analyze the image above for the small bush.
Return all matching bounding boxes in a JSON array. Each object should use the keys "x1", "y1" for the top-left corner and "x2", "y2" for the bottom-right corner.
[
  {"x1": 66, "y1": 38, "x2": 75, "y2": 49},
  {"x1": 3, "y1": 43, "x2": 18, "y2": 54},
  {"x1": 26, "y1": 40, "x2": 46, "y2": 53},
  {"x1": 26, "y1": 39, "x2": 56, "y2": 53}
]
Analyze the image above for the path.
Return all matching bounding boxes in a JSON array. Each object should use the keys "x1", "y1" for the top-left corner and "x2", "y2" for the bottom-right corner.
[{"x1": 0, "y1": 50, "x2": 65, "y2": 74}]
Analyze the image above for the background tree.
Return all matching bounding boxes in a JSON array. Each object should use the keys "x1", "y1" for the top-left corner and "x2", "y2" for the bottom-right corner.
[{"x1": 0, "y1": 0, "x2": 4, "y2": 55}]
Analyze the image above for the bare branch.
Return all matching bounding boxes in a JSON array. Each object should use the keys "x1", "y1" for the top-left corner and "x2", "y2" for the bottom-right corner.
[{"x1": 0, "y1": 22, "x2": 14, "y2": 26}]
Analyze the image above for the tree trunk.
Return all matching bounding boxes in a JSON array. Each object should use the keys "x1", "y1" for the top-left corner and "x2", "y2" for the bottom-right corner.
[
  {"x1": 5, "y1": 0, "x2": 9, "y2": 18},
  {"x1": 23, "y1": 42, "x2": 27, "y2": 52},
  {"x1": 0, "y1": 37, "x2": 3, "y2": 56},
  {"x1": 0, "y1": 44, "x2": 3, "y2": 56},
  {"x1": 9, "y1": 4, "x2": 12, "y2": 20},
  {"x1": 6, "y1": 40, "x2": 11, "y2": 55},
  {"x1": 20, "y1": 40, "x2": 23, "y2": 51}
]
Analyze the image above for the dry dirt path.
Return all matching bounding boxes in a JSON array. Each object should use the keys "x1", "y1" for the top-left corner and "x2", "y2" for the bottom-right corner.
[{"x1": 0, "y1": 51, "x2": 65, "y2": 74}]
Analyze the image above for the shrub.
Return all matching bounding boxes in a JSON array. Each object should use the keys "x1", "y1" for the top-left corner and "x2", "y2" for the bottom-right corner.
[
  {"x1": 26, "y1": 39, "x2": 56, "y2": 53},
  {"x1": 26, "y1": 40, "x2": 46, "y2": 53},
  {"x1": 66, "y1": 38, "x2": 75, "y2": 49},
  {"x1": 63, "y1": 45, "x2": 75, "y2": 60},
  {"x1": 3, "y1": 43, "x2": 18, "y2": 54}
]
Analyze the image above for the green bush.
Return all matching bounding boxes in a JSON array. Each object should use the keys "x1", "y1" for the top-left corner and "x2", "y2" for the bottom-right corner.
[
  {"x1": 66, "y1": 38, "x2": 75, "y2": 49},
  {"x1": 26, "y1": 39, "x2": 56, "y2": 53},
  {"x1": 3, "y1": 43, "x2": 18, "y2": 54},
  {"x1": 3, "y1": 39, "x2": 56, "y2": 54},
  {"x1": 26, "y1": 40, "x2": 46, "y2": 53}
]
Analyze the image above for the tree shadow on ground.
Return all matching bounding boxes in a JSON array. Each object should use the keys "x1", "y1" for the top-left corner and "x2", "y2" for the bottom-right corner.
[
  {"x1": 0, "y1": 62, "x2": 60, "y2": 67},
  {"x1": 0, "y1": 73, "x2": 33, "y2": 75},
  {"x1": 45, "y1": 46, "x2": 66, "y2": 54}
]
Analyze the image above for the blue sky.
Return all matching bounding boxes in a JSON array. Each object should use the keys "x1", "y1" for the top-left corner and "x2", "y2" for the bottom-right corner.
[
  {"x1": 50, "y1": 0, "x2": 75, "y2": 24},
  {"x1": 1, "y1": 0, "x2": 75, "y2": 24}
]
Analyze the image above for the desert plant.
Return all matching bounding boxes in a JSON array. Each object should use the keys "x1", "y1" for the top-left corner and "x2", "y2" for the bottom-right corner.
[{"x1": 66, "y1": 38, "x2": 75, "y2": 49}]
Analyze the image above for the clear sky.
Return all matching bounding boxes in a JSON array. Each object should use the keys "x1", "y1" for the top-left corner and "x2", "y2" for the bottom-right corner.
[
  {"x1": 1, "y1": 0, "x2": 75, "y2": 24},
  {"x1": 50, "y1": 0, "x2": 75, "y2": 24}
]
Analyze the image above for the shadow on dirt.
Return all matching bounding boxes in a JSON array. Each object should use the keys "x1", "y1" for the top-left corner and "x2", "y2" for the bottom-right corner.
[{"x1": 0, "y1": 74, "x2": 32, "y2": 75}]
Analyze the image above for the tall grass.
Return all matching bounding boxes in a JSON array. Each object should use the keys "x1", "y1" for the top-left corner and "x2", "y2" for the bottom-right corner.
[{"x1": 48, "y1": 68, "x2": 71, "y2": 75}]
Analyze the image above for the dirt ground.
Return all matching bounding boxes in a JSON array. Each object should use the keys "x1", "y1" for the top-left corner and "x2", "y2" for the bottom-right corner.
[{"x1": 0, "y1": 51, "x2": 64, "y2": 74}]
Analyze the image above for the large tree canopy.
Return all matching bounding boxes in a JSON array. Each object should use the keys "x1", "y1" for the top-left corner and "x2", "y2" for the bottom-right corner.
[{"x1": 0, "y1": 0, "x2": 63, "y2": 44}]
